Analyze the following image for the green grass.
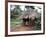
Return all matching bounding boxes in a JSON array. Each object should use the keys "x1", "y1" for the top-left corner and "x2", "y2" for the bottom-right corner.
[{"x1": 10, "y1": 18, "x2": 22, "y2": 27}]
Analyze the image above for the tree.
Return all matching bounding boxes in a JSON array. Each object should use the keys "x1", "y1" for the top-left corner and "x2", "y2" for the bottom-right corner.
[{"x1": 10, "y1": 5, "x2": 22, "y2": 19}]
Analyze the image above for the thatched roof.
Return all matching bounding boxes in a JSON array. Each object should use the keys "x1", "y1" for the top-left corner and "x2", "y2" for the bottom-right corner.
[{"x1": 19, "y1": 8, "x2": 40, "y2": 20}]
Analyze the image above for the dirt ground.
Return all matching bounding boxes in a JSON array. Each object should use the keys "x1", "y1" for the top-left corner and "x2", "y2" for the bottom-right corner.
[{"x1": 10, "y1": 24, "x2": 35, "y2": 32}]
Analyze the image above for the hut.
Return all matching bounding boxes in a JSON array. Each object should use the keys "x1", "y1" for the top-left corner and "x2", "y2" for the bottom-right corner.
[{"x1": 19, "y1": 6, "x2": 40, "y2": 26}]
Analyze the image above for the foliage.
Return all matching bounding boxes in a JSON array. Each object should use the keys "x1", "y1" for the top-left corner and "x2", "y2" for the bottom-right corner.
[
  {"x1": 10, "y1": 5, "x2": 22, "y2": 19},
  {"x1": 34, "y1": 15, "x2": 41, "y2": 30}
]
